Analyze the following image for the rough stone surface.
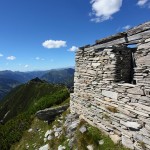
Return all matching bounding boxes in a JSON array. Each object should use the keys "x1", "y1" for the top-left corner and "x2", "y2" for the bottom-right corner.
[
  {"x1": 127, "y1": 87, "x2": 144, "y2": 95},
  {"x1": 122, "y1": 136, "x2": 134, "y2": 149},
  {"x1": 70, "y1": 21, "x2": 150, "y2": 149},
  {"x1": 102, "y1": 90, "x2": 118, "y2": 100}
]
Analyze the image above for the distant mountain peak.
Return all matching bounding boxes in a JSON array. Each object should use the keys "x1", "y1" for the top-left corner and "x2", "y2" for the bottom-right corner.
[{"x1": 30, "y1": 77, "x2": 45, "y2": 83}]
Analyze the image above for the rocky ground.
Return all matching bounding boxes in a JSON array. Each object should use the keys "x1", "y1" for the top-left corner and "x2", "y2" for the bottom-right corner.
[{"x1": 11, "y1": 107, "x2": 130, "y2": 150}]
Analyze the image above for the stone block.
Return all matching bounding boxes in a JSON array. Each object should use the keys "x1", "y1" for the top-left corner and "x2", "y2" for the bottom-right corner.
[
  {"x1": 134, "y1": 133, "x2": 150, "y2": 146},
  {"x1": 145, "y1": 38, "x2": 150, "y2": 42},
  {"x1": 127, "y1": 87, "x2": 144, "y2": 95},
  {"x1": 102, "y1": 90, "x2": 118, "y2": 99},
  {"x1": 122, "y1": 136, "x2": 134, "y2": 149},
  {"x1": 110, "y1": 134, "x2": 121, "y2": 144},
  {"x1": 124, "y1": 122, "x2": 142, "y2": 130},
  {"x1": 92, "y1": 63, "x2": 101, "y2": 67}
]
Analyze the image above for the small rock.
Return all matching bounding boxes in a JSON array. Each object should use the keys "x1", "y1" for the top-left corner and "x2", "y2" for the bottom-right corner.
[
  {"x1": 28, "y1": 128, "x2": 33, "y2": 132},
  {"x1": 45, "y1": 130, "x2": 53, "y2": 138},
  {"x1": 58, "y1": 145, "x2": 66, "y2": 150},
  {"x1": 54, "y1": 127, "x2": 62, "y2": 132},
  {"x1": 87, "y1": 145, "x2": 93, "y2": 150},
  {"x1": 110, "y1": 54, "x2": 115, "y2": 58},
  {"x1": 55, "y1": 132, "x2": 59, "y2": 137},
  {"x1": 47, "y1": 135, "x2": 53, "y2": 140},
  {"x1": 39, "y1": 144, "x2": 50, "y2": 150},
  {"x1": 99, "y1": 139, "x2": 104, "y2": 145},
  {"x1": 26, "y1": 145, "x2": 29, "y2": 149},
  {"x1": 68, "y1": 137, "x2": 75, "y2": 148},
  {"x1": 79, "y1": 125, "x2": 87, "y2": 133},
  {"x1": 110, "y1": 134, "x2": 121, "y2": 144},
  {"x1": 68, "y1": 120, "x2": 80, "y2": 131},
  {"x1": 44, "y1": 138, "x2": 47, "y2": 143}
]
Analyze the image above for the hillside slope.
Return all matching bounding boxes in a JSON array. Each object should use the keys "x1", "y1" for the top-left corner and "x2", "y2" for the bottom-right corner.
[
  {"x1": 0, "y1": 78, "x2": 69, "y2": 150},
  {"x1": 0, "y1": 78, "x2": 69, "y2": 123}
]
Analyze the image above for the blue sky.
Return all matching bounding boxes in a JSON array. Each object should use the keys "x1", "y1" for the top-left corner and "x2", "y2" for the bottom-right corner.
[{"x1": 0, "y1": 0, "x2": 150, "y2": 71}]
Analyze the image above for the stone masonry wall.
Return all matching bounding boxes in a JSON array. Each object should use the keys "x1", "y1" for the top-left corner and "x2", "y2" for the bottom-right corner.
[{"x1": 70, "y1": 21, "x2": 150, "y2": 150}]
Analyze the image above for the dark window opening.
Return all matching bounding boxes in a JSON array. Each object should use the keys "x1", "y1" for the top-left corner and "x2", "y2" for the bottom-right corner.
[{"x1": 115, "y1": 44, "x2": 137, "y2": 84}]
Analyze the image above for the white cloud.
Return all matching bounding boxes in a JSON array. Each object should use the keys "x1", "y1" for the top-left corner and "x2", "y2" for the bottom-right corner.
[
  {"x1": 35, "y1": 57, "x2": 45, "y2": 61},
  {"x1": 122, "y1": 25, "x2": 131, "y2": 30},
  {"x1": 69, "y1": 46, "x2": 78, "y2": 52},
  {"x1": 35, "y1": 57, "x2": 40, "y2": 60},
  {"x1": 24, "y1": 65, "x2": 29, "y2": 68},
  {"x1": 0, "y1": 53, "x2": 3, "y2": 57},
  {"x1": 42, "y1": 40, "x2": 67, "y2": 49},
  {"x1": 90, "y1": 0, "x2": 123, "y2": 22},
  {"x1": 137, "y1": 0, "x2": 148, "y2": 6},
  {"x1": 6, "y1": 56, "x2": 16, "y2": 60}
]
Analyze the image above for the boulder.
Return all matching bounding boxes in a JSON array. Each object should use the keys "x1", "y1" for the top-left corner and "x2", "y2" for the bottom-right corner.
[{"x1": 36, "y1": 104, "x2": 69, "y2": 122}]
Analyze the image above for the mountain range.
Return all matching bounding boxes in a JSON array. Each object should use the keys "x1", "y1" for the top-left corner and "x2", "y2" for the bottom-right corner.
[{"x1": 0, "y1": 68, "x2": 74, "y2": 100}]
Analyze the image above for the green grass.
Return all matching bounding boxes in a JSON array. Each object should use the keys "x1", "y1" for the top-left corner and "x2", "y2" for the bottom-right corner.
[
  {"x1": 73, "y1": 120, "x2": 129, "y2": 150},
  {"x1": 11, "y1": 117, "x2": 50, "y2": 150}
]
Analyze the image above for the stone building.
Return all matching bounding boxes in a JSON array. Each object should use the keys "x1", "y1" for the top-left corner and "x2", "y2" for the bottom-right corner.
[{"x1": 70, "y1": 21, "x2": 150, "y2": 149}]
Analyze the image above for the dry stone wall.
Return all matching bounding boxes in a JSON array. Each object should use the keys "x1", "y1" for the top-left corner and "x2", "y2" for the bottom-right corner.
[{"x1": 71, "y1": 21, "x2": 150, "y2": 150}]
